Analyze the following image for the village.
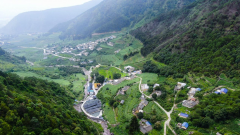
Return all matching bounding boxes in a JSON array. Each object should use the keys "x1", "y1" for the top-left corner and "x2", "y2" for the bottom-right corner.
[
  {"x1": 42, "y1": 35, "x2": 117, "y2": 61},
  {"x1": 73, "y1": 64, "x2": 230, "y2": 135}
]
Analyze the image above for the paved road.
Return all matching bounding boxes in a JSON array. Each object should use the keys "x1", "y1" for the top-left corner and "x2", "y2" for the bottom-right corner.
[
  {"x1": 82, "y1": 67, "x2": 92, "y2": 100},
  {"x1": 81, "y1": 67, "x2": 112, "y2": 135}
]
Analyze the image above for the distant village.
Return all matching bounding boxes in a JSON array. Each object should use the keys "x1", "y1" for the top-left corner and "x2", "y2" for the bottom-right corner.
[{"x1": 43, "y1": 35, "x2": 117, "y2": 61}]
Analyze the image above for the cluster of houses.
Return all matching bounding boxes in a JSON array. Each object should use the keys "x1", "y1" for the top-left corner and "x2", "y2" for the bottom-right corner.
[
  {"x1": 133, "y1": 95, "x2": 153, "y2": 134},
  {"x1": 124, "y1": 66, "x2": 142, "y2": 75},
  {"x1": 139, "y1": 119, "x2": 153, "y2": 134}
]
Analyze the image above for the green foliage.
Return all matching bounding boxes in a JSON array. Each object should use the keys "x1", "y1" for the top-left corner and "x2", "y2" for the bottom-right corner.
[
  {"x1": 128, "y1": 116, "x2": 139, "y2": 134},
  {"x1": 51, "y1": 0, "x2": 196, "y2": 40},
  {"x1": 131, "y1": 0, "x2": 240, "y2": 78},
  {"x1": 0, "y1": 71, "x2": 99, "y2": 134}
]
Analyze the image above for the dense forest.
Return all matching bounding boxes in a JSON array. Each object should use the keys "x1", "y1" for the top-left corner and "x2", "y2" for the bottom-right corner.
[
  {"x1": 0, "y1": 71, "x2": 100, "y2": 134},
  {"x1": 50, "y1": 0, "x2": 196, "y2": 40},
  {"x1": 132, "y1": 0, "x2": 240, "y2": 77}
]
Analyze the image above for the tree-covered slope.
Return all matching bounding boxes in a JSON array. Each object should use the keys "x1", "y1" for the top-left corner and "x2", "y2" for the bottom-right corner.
[
  {"x1": 0, "y1": 47, "x2": 26, "y2": 72},
  {"x1": 0, "y1": 71, "x2": 101, "y2": 134},
  {"x1": 131, "y1": 0, "x2": 240, "y2": 77},
  {"x1": 50, "y1": 0, "x2": 196, "y2": 40},
  {"x1": 0, "y1": 0, "x2": 103, "y2": 34}
]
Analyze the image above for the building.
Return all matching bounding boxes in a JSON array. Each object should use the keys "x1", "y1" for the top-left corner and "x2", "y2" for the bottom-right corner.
[
  {"x1": 182, "y1": 122, "x2": 189, "y2": 129},
  {"x1": 83, "y1": 99, "x2": 102, "y2": 115},
  {"x1": 196, "y1": 88, "x2": 202, "y2": 91},
  {"x1": 124, "y1": 66, "x2": 135, "y2": 72},
  {"x1": 182, "y1": 98, "x2": 199, "y2": 108},
  {"x1": 215, "y1": 88, "x2": 228, "y2": 94},
  {"x1": 152, "y1": 91, "x2": 161, "y2": 96},
  {"x1": 220, "y1": 88, "x2": 228, "y2": 94},
  {"x1": 120, "y1": 100, "x2": 124, "y2": 104},
  {"x1": 138, "y1": 100, "x2": 149, "y2": 110},
  {"x1": 94, "y1": 83, "x2": 101, "y2": 90},
  {"x1": 141, "y1": 84, "x2": 149, "y2": 92},
  {"x1": 153, "y1": 84, "x2": 160, "y2": 89},
  {"x1": 175, "y1": 82, "x2": 187, "y2": 90},
  {"x1": 122, "y1": 86, "x2": 130, "y2": 92},
  {"x1": 178, "y1": 113, "x2": 189, "y2": 118},
  {"x1": 139, "y1": 119, "x2": 153, "y2": 134}
]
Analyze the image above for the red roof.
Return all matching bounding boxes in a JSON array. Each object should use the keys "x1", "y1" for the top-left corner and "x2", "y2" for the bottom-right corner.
[{"x1": 190, "y1": 98, "x2": 196, "y2": 101}]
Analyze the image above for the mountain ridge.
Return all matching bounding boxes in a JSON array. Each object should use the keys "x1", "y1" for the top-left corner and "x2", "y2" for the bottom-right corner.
[{"x1": 0, "y1": 0, "x2": 103, "y2": 34}]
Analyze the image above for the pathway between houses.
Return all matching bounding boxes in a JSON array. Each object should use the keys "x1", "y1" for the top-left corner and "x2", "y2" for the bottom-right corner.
[{"x1": 136, "y1": 76, "x2": 177, "y2": 135}]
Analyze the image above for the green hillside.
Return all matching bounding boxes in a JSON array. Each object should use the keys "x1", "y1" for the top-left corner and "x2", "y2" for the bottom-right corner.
[
  {"x1": 0, "y1": 71, "x2": 102, "y2": 134},
  {"x1": 50, "y1": 0, "x2": 196, "y2": 40},
  {"x1": 131, "y1": 0, "x2": 240, "y2": 77},
  {"x1": 0, "y1": 47, "x2": 26, "y2": 72}
]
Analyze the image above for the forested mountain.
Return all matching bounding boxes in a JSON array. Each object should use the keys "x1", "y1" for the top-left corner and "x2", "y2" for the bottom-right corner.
[
  {"x1": 0, "y1": 0, "x2": 103, "y2": 34},
  {"x1": 0, "y1": 71, "x2": 100, "y2": 134},
  {"x1": 0, "y1": 47, "x2": 26, "y2": 72},
  {"x1": 131, "y1": 0, "x2": 240, "y2": 77},
  {"x1": 49, "y1": 0, "x2": 196, "y2": 40}
]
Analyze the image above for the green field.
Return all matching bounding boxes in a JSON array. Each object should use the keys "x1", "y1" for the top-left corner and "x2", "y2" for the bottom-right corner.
[
  {"x1": 95, "y1": 66, "x2": 127, "y2": 79},
  {"x1": 103, "y1": 103, "x2": 116, "y2": 124},
  {"x1": 14, "y1": 71, "x2": 70, "y2": 85},
  {"x1": 137, "y1": 73, "x2": 158, "y2": 84},
  {"x1": 99, "y1": 78, "x2": 139, "y2": 98},
  {"x1": 59, "y1": 53, "x2": 74, "y2": 58}
]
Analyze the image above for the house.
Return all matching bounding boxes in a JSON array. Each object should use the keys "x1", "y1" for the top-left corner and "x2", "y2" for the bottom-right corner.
[
  {"x1": 122, "y1": 86, "x2": 130, "y2": 91},
  {"x1": 215, "y1": 88, "x2": 228, "y2": 94},
  {"x1": 94, "y1": 83, "x2": 101, "y2": 90},
  {"x1": 138, "y1": 100, "x2": 149, "y2": 110},
  {"x1": 182, "y1": 122, "x2": 189, "y2": 129},
  {"x1": 133, "y1": 70, "x2": 142, "y2": 74},
  {"x1": 220, "y1": 88, "x2": 228, "y2": 94},
  {"x1": 196, "y1": 88, "x2": 202, "y2": 91},
  {"x1": 216, "y1": 132, "x2": 222, "y2": 135},
  {"x1": 140, "y1": 94, "x2": 145, "y2": 100},
  {"x1": 188, "y1": 88, "x2": 197, "y2": 98},
  {"x1": 139, "y1": 119, "x2": 153, "y2": 134},
  {"x1": 175, "y1": 82, "x2": 186, "y2": 90},
  {"x1": 152, "y1": 91, "x2": 161, "y2": 96},
  {"x1": 178, "y1": 113, "x2": 189, "y2": 118},
  {"x1": 124, "y1": 66, "x2": 135, "y2": 72},
  {"x1": 182, "y1": 98, "x2": 199, "y2": 108},
  {"x1": 120, "y1": 100, "x2": 124, "y2": 104},
  {"x1": 141, "y1": 84, "x2": 149, "y2": 92}
]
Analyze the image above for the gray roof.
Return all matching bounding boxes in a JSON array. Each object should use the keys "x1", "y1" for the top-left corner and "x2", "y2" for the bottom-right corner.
[{"x1": 83, "y1": 99, "x2": 102, "y2": 113}]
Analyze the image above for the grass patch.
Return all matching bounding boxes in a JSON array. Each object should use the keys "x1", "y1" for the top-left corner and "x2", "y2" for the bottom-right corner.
[
  {"x1": 14, "y1": 71, "x2": 70, "y2": 85},
  {"x1": 103, "y1": 103, "x2": 116, "y2": 124},
  {"x1": 137, "y1": 73, "x2": 158, "y2": 84}
]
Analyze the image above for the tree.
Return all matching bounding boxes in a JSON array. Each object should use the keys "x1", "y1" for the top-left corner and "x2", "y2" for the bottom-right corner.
[
  {"x1": 137, "y1": 112, "x2": 144, "y2": 119},
  {"x1": 154, "y1": 121, "x2": 162, "y2": 130},
  {"x1": 155, "y1": 86, "x2": 161, "y2": 91},
  {"x1": 96, "y1": 75, "x2": 104, "y2": 83},
  {"x1": 113, "y1": 102, "x2": 119, "y2": 108},
  {"x1": 109, "y1": 99, "x2": 115, "y2": 106},
  {"x1": 129, "y1": 116, "x2": 139, "y2": 134},
  {"x1": 148, "y1": 86, "x2": 153, "y2": 93},
  {"x1": 51, "y1": 128, "x2": 62, "y2": 135},
  {"x1": 152, "y1": 93, "x2": 157, "y2": 99},
  {"x1": 113, "y1": 73, "x2": 121, "y2": 79}
]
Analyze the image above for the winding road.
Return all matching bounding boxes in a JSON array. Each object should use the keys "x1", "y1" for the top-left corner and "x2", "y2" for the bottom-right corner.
[{"x1": 137, "y1": 76, "x2": 177, "y2": 135}]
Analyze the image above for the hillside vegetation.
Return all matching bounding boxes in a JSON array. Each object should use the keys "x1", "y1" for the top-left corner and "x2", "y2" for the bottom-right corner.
[
  {"x1": 131, "y1": 0, "x2": 240, "y2": 78},
  {"x1": 50, "y1": 0, "x2": 196, "y2": 40},
  {"x1": 0, "y1": 71, "x2": 101, "y2": 134},
  {"x1": 0, "y1": 47, "x2": 26, "y2": 72}
]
